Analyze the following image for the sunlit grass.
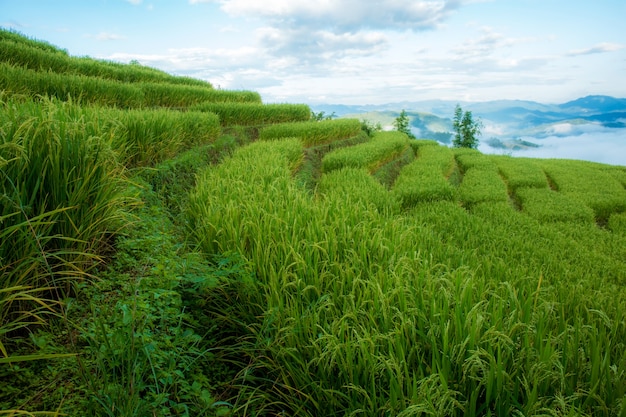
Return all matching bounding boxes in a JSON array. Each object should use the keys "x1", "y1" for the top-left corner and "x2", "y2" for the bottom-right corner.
[{"x1": 188, "y1": 138, "x2": 626, "y2": 416}]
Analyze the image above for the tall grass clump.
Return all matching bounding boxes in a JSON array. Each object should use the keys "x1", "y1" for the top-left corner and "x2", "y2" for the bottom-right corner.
[
  {"x1": 458, "y1": 166, "x2": 509, "y2": 205},
  {"x1": 516, "y1": 187, "x2": 596, "y2": 224},
  {"x1": 540, "y1": 159, "x2": 626, "y2": 222},
  {"x1": 0, "y1": 28, "x2": 66, "y2": 55},
  {"x1": 493, "y1": 155, "x2": 548, "y2": 191},
  {"x1": 317, "y1": 167, "x2": 399, "y2": 214},
  {"x1": 259, "y1": 118, "x2": 362, "y2": 146},
  {"x1": 608, "y1": 212, "x2": 626, "y2": 234},
  {"x1": 190, "y1": 102, "x2": 310, "y2": 126},
  {"x1": 0, "y1": 97, "x2": 131, "y2": 355},
  {"x1": 140, "y1": 83, "x2": 260, "y2": 108},
  {"x1": 321, "y1": 131, "x2": 409, "y2": 173},
  {"x1": 102, "y1": 108, "x2": 220, "y2": 167},
  {"x1": 453, "y1": 147, "x2": 489, "y2": 171},
  {"x1": 0, "y1": 62, "x2": 256, "y2": 108},
  {"x1": 0, "y1": 63, "x2": 145, "y2": 108},
  {"x1": 392, "y1": 143, "x2": 457, "y2": 207}
]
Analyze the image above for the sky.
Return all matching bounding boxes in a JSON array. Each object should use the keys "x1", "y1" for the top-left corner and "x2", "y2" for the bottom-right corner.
[{"x1": 2, "y1": 0, "x2": 626, "y2": 105}]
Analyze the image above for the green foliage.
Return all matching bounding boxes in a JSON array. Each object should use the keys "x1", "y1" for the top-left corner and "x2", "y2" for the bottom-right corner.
[
  {"x1": 493, "y1": 155, "x2": 548, "y2": 191},
  {"x1": 393, "y1": 109, "x2": 416, "y2": 139},
  {"x1": 0, "y1": 29, "x2": 210, "y2": 87},
  {"x1": 259, "y1": 118, "x2": 362, "y2": 146},
  {"x1": 318, "y1": 167, "x2": 398, "y2": 213},
  {"x1": 0, "y1": 63, "x2": 258, "y2": 109},
  {"x1": 540, "y1": 159, "x2": 626, "y2": 223},
  {"x1": 359, "y1": 118, "x2": 382, "y2": 137},
  {"x1": 516, "y1": 187, "x2": 596, "y2": 224},
  {"x1": 454, "y1": 148, "x2": 490, "y2": 170},
  {"x1": 0, "y1": 62, "x2": 145, "y2": 108},
  {"x1": 188, "y1": 139, "x2": 626, "y2": 416},
  {"x1": 191, "y1": 102, "x2": 311, "y2": 126},
  {"x1": 0, "y1": 97, "x2": 133, "y2": 358},
  {"x1": 452, "y1": 104, "x2": 482, "y2": 149},
  {"x1": 0, "y1": 28, "x2": 67, "y2": 55},
  {"x1": 140, "y1": 83, "x2": 259, "y2": 108},
  {"x1": 458, "y1": 166, "x2": 509, "y2": 205},
  {"x1": 4, "y1": 29, "x2": 626, "y2": 417},
  {"x1": 392, "y1": 143, "x2": 456, "y2": 207},
  {"x1": 104, "y1": 108, "x2": 221, "y2": 167},
  {"x1": 310, "y1": 110, "x2": 336, "y2": 121},
  {"x1": 608, "y1": 212, "x2": 626, "y2": 234},
  {"x1": 321, "y1": 131, "x2": 409, "y2": 173}
]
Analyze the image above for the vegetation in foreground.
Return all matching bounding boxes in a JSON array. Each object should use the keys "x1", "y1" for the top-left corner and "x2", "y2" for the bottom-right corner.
[{"x1": 1, "y1": 28, "x2": 626, "y2": 416}]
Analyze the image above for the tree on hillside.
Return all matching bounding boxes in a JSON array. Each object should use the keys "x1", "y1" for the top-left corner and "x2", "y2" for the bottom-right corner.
[
  {"x1": 311, "y1": 111, "x2": 336, "y2": 121},
  {"x1": 393, "y1": 109, "x2": 416, "y2": 139},
  {"x1": 452, "y1": 104, "x2": 482, "y2": 149}
]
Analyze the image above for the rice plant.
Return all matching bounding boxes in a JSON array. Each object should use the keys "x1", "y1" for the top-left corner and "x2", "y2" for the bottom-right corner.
[
  {"x1": 259, "y1": 119, "x2": 362, "y2": 146},
  {"x1": 540, "y1": 159, "x2": 626, "y2": 222},
  {"x1": 392, "y1": 145, "x2": 457, "y2": 207},
  {"x1": 516, "y1": 186, "x2": 595, "y2": 224},
  {"x1": 493, "y1": 155, "x2": 548, "y2": 191},
  {"x1": 0, "y1": 29, "x2": 211, "y2": 87},
  {"x1": 458, "y1": 166, "x2": 509, "y2": 205},
  {"x1": 608, "y1": 212, "x2": 626, "y2": 234},
  {"x1": 0, "y1": 63, "x2": 145, "y2": 108},
  {"x1": 0, "y1": 97, "x2": 132, "y2": 356},
  {"x1": 0, "y1": 63, "x2": 257, "y2": 109},
  {"x1": 101, "y1": 108, "x2": 221, "y2": 167},
  {"x1": 321, "y1": 131, "x2": 409, "y2": 173},
  {"x1": 188, "y1": 138, "x2": 626, "y2": 416},
  {"x1": 190, "y1": 102, "x2": 311, "y2": 126}
]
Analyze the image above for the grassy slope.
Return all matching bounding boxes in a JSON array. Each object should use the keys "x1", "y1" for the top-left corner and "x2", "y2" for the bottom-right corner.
[
  {"x1": 2, "y1": 29, "x2": 626, "y2": 416},
  {"x1": 188, "y1": 136, "x2": 626, "y2": 416}
]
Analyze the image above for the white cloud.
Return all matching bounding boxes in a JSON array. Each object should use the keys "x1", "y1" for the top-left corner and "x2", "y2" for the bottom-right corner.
[
  {"x1": 567, "y1": 42, "x2": 624, "y2": 57},
  {"x1": 202, "y1": 0, "x2": 465, "y2": 31},
  {"x1": 257, "y1": 26, "x2": 388, "y2": 64},
  {"x1": 87, "y1": 32, "x2": 126, "y2": 41},
  {"x1": 125, "y1": 0, "x2": 143, "y2": 4}
]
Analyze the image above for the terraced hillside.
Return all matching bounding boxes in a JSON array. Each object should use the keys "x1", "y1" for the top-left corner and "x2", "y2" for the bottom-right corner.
[
  {"x1": 2, "y1": 28, "x2": 626, "y2": 416},
  {"x1": 189, "y1": 124, "x2": 626, "y2": 416}
]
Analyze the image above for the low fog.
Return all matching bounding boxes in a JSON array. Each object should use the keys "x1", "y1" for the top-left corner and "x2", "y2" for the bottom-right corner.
[{"x1": 480, "y1": 127, "x2": 626, "y2": 167}]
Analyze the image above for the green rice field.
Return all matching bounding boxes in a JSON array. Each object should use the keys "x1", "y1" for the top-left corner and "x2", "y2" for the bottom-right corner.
[{"x1": 1, "y1": 28, "x2": 626, "y2": 417}]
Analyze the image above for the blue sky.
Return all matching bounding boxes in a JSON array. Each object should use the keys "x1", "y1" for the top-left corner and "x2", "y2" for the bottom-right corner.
[{"x1": 2, "y1": 0, "x2": 625, "y2": 105}]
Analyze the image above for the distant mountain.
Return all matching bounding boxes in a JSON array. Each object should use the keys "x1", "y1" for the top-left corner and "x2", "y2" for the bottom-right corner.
[
  {"x1": 311, "y1": 95, "x2": 626, "y2": 146},
  {"x1": 559, "y1": 95, "x2": 626, "y2": 113}
]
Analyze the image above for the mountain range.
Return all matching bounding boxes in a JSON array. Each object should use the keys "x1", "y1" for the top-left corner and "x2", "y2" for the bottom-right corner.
[{"x1": 311, "y1": 95, "x2": 626, "y2": 150}]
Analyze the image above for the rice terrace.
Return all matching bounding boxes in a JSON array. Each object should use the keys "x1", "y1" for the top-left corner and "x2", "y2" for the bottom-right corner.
[{"x1": 1, "y1": 28, "x2": 626, "y2": 416}]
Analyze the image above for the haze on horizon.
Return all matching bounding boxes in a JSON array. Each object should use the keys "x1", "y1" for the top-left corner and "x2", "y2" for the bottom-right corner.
[{"x1": 2, "y1": 0, "x2": 625, "y2": 105}]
